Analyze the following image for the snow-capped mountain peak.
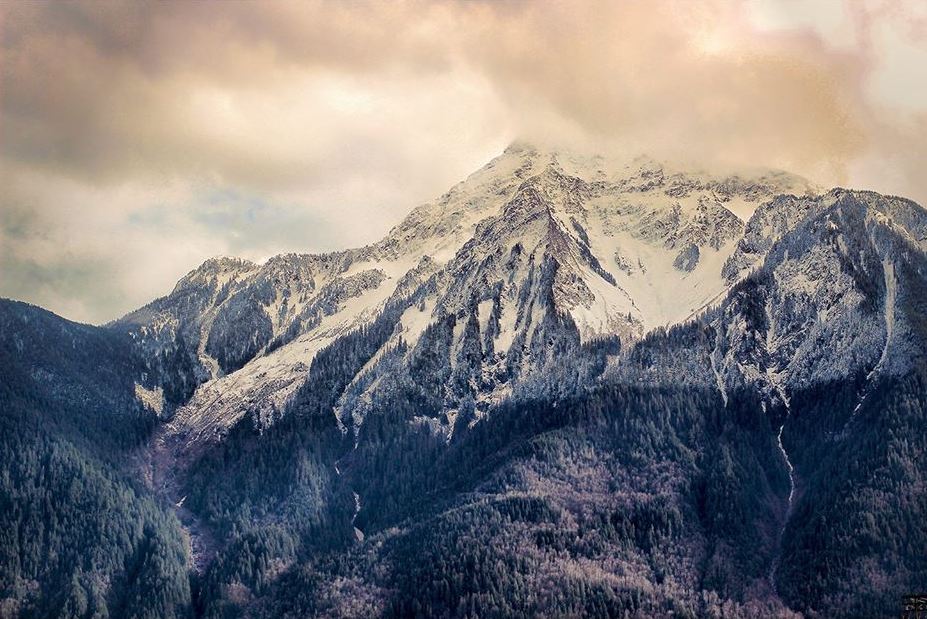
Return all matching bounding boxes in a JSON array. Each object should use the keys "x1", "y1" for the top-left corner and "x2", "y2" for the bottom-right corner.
[{"x1": 118, "y1": 144, "x2": 824, "y2": 449}]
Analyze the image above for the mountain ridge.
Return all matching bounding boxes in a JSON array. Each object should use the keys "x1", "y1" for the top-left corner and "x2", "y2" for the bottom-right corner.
[{"x1": 114, "y1": 144, "x2": 821, "y2": 450}]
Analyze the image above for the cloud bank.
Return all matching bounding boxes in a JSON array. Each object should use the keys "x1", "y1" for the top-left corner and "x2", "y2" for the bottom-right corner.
[{"x1": 1, "y1": 0, "x2": 925, "y2": 322}]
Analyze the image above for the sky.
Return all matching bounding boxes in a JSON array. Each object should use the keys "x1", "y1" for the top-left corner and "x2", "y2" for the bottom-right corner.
[{"x1": 1, "y1": 0, "x2": 926, "y2": 324}]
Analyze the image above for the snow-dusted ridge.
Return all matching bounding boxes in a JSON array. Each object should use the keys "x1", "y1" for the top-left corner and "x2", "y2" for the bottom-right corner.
[{"x1": 117, "y1": 143, "x2": 830, "y2": 450}]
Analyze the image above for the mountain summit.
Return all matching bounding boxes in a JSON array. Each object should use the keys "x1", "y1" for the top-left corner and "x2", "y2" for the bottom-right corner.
[
  {"x1": 3, "y1": 145, "x2": 927, "y2": 618},
  {"x1": 115, "y1": 145, "x2": 819, "y2": 443}
]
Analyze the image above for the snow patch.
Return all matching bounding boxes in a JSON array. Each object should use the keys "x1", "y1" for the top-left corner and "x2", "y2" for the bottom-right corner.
[{"x1": 135, "y1": 383, "x2": 165, "y2": 416}]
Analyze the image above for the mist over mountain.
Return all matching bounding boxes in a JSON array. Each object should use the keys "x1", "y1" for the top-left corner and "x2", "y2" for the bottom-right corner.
[{"x1": 3, "y1": 144, "x2": 927, "y2": 618}]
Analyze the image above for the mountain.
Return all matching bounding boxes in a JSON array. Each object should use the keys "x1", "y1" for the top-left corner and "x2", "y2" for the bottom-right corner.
[
  {"x1": 2, "y1": 144, "x2": 926, "y2": 619},
  {"x1": 114, "y1": 144, "x2": 816, "y2": 448}
]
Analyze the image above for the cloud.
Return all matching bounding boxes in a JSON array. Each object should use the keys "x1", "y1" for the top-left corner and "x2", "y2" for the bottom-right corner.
[
  {"x1": 1, "y1": 0, "x2": 925, "y2": 323},
  {"x1": 457, "y1": 1, "x2": 870, "y2": 181}
]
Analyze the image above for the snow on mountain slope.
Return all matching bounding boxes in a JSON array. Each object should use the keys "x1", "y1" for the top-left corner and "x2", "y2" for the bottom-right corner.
[
  {"x1": 540, "y1": 149, "x2": 816, "y2": 335},
  {"x1": 604, "y1": 188, "x2": 927, "y2": 465},
  {"x1": 711, "y1": 189, "x2": 927, "y2": 404},
  {"x1": 420, "y1": 146, "x2": 816, "y2": 344},
  {"x1": 118, "y1": 144, "x2": 819, "y2": 449},
  {"x1": 165, "y1": 270, "x2": 396, "y2": 446}
]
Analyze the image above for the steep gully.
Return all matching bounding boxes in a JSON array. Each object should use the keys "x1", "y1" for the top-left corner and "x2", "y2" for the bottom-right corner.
[
  {"x1": 848, "y1": 258, "x2": 896, "y2": 424},
  {"x1": 196, "y1": 288, "x2": 224, "y2": 381},
  {"x1": 764, "y1": 296, "x2": 796, "y2": 596},
  {"x1": 146, "y1": 429, "x2": 219, "y2": 574},
  {"x1": 708, "y1": 319, "x2": 796, "y2": 596},
  {"x1": 769, "y1": 392, "x2": 795, "y2": 594},
  {"x1": 334, "y1": 429, "x2": 364, "y2": 543}
]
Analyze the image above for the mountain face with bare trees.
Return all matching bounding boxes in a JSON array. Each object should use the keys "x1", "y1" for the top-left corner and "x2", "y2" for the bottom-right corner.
[{"x1": 2, "y1": 145, "x2": 926, "y2": 618}]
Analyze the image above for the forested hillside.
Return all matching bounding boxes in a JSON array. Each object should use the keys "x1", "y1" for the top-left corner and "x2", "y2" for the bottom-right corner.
[{"x1": 0, "y1": 301, "x2": 190, "y2": 618}]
